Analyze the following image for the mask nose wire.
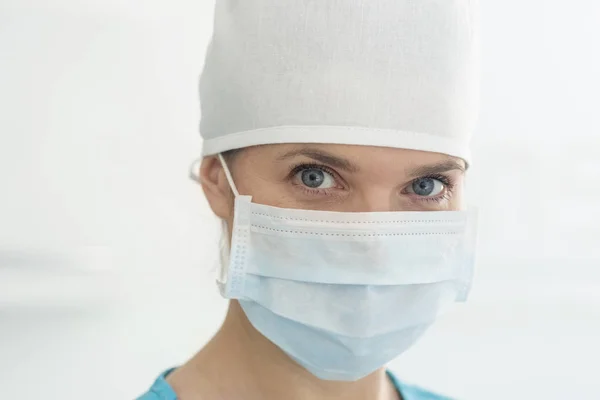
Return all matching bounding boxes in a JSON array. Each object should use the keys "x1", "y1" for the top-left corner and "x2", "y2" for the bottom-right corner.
[{"x1": 217, "y1": 153, "x2": 240, "y2": 197}]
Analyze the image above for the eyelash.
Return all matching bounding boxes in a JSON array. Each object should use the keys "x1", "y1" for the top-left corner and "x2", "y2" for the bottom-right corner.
[{"x1": 287, "y1": 163, "x2": 456, "y2": 202}]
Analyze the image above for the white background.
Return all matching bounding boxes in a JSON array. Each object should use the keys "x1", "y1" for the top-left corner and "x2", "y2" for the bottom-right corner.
[{"x1": 1, "y1": 1, "x2": 599, "y2": 399}]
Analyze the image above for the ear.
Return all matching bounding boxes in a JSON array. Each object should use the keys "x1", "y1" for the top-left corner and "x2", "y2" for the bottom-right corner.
[{"x1": 199, "y1": 156, "x2": 234, "y2": 220}]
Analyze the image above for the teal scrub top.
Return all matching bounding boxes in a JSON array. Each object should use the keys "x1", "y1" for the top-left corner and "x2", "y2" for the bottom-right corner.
[{"x1": 137, "y1": 368, "x2": 453, "y2": 400}]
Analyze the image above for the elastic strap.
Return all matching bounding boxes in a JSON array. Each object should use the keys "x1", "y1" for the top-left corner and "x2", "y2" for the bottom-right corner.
[
  {"x1": 188, "y1": 154, "x2": 240, "y2": 198},
  {"x1": 217, "y1": 153, "x2": 240, "y2": 197}
]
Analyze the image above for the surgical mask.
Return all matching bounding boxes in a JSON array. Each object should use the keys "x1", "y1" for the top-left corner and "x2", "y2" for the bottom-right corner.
[{"x1": 214, "y1": 154, "x2": 478, "y2": 381}]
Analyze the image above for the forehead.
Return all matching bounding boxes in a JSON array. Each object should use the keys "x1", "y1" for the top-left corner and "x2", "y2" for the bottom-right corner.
[{"x1": 240, "y1": 143, "x2": 465, "y2": 171}]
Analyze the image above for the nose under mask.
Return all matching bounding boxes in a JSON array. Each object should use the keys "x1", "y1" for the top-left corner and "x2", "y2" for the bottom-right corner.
[{"x1": 215, "y1": 154, "x2": 478, "y2": 381}]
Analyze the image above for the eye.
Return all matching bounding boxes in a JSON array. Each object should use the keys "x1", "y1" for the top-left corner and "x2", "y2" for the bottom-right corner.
[
  {"x1": 296, "y1": 167, "x2": 336, "y2": 189},
  {"x1": 408, "y1": 177, "x2": 445, "y2": 197}
]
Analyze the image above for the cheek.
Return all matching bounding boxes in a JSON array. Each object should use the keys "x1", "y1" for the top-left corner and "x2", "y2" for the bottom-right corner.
[
  {"x1": 448, "y1": 185, "x2": 465, "y2": 211},
  {"x1": 232, "y1": 170, "x2": 292, "y2": 208}
]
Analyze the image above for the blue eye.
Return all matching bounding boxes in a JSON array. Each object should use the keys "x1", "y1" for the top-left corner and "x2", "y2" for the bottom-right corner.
[
  {"x1": 410, "y1": 177, "x2": 445, "y2": 197},
  {"x1": 297, "y1": 168, "x2": 336, "y2": 189}
]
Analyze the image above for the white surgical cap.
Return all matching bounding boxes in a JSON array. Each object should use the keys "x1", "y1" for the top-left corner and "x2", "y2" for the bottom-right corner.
[{"x1": 199, "y1": 0, "x2": 480, "y2": 163}]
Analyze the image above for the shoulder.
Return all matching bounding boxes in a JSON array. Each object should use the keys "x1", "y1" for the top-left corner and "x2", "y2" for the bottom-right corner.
[
  {"x1": 387, "y1": 371, "x2": 455, "y2": 400},
  {"x1": 135, "y1": 369, "x2": 178, "y2": 400}
]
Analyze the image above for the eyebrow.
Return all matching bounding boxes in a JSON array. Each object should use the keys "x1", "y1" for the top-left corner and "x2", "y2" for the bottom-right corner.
[
  {"x1": 405, "y1": 159, "x2": 466, "y2": 178},
  {"x1": 277, "y1": 147, "x2": 466, "y2": 176},
  {"x1": 277, "y1": 148, "x2": 360, "y2": 172}
]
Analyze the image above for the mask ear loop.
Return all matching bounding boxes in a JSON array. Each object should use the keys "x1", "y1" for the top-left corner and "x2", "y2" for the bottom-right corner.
[
  {"x1": 188, "y1": 154, "x2": 240, "y2": 292},
  {"x1": 217, "y1": 153, "x2": 240, "y2": 197},
  {"x1": 188, "y1": 154, "x2": 240, "y2": 198}
]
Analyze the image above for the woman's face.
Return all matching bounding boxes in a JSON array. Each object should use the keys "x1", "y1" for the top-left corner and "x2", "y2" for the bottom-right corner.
[{"x1": 200, "y1": 143, "x2": 466, "y2": 223}]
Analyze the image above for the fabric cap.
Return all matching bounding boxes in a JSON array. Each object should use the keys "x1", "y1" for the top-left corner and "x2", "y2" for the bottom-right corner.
[{"x1": 199, "y1": 0, "x2": 480, "y2": 162}]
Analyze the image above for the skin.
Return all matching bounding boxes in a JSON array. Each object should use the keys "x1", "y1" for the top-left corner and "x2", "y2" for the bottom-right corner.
[{"x1": 167, "y1": 143, "x2": 466, "y2": 400}]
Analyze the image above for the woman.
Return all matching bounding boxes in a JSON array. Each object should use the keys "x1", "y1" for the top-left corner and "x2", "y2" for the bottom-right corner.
[{"x1": 139, "y1": 0, "x2": 480, "y2": 399}]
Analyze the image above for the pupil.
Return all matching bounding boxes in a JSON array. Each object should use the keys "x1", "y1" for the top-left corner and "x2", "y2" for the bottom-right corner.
[
  {"x1": 413, "y1": 178, "x2": 435, "y2": 196},
  {"x1": 301, "y1": 169, "x2": 325, "y2": 188}
]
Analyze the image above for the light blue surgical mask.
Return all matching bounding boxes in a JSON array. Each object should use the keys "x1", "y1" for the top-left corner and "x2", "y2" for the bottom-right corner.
[{"x1": 215, "y1": 154, "x2": 478, "y2": 381}]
